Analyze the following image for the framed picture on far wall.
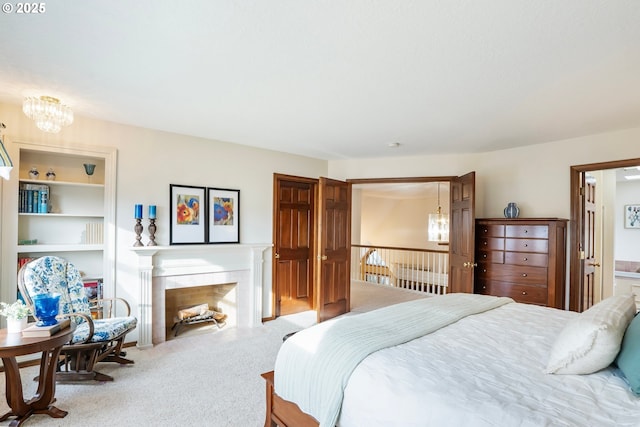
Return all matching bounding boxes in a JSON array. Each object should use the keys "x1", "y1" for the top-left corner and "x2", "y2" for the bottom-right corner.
[
  {"x1": 625, "y1": 204, "x2": 640, "y2": 229},
  {"x1": 169, "y1": 184, "x2": 206, "y2": 244},
  {"x1": 207, "y1": 187, "x2": 240, "y2": 244}
]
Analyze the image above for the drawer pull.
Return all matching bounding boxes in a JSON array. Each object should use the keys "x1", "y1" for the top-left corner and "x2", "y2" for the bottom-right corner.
[
  {"x1": 524, "y1": 244, "x2": 528, "y2": 247},
  {"x1": 522, "y1": 273, "x2": 527, "y2": 277},
  {"x1": 483, "y1": 254, "x2": 487, "y2": 258},
  {"x1": 484, "y1": 241, "x2": 487, "y2": 246},
  {"x1": 483, "y1": 229, "x2": 488, "y2": 233},
  {"x1": 524, "y1": 229, "x2": 528, "y2": 233},
  {"x1": 522, "y1": 291, "x2": 527, "y2": 295},
  {"x1": 482, "y1": 269, "x2": 487, "y2": 273},
  {"x1": 523, "y1": 257, "x2": 528, "y2": 261},
  {"x1": 482, "y1": 285, "x2": 486, "y2": 290}
]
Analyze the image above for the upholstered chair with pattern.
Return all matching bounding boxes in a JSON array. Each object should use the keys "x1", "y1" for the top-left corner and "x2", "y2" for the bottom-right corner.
[{"x1": 18, "y1": 256, "x2": 137, "y2": 382}]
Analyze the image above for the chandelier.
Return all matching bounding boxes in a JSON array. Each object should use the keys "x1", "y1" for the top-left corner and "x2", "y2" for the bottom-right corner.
[
  {"x1": 428, "y1": 182, "x2": 449, "y2": 242},
  {"x1": 23, "y1": 96, "x2": 74, "y2": 133}
]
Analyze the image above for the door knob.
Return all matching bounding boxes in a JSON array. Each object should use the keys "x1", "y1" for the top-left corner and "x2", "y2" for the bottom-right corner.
[
  {"x1": 463, "y1": 262, "x2": 477, "y2": 268},
  {"x1": 318, "y1": 255, "x2": 328, "y2": 261},
  {"x1": 274, "y1": 252, "x2": 280, "y2": 259}
]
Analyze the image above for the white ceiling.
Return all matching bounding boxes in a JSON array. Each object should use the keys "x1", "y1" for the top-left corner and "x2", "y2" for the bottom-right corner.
[{"x1": 1, "y1": 1, "x2": 639, "y2": 160}]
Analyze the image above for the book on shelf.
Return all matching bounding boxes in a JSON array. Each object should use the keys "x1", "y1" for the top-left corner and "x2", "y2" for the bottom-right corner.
[
  {"x1": 84, "y1": 278, "x2": 104, "y2": 319},
  {"x1": 17, "y1": 257, "x2": 36, "y2": 270},
  {"x1": 19, "y1": 183, "x2": 50, "y2": 214},
  {"x1": 21, "y1": 318, "x2": 71, "y2": 337},
  {"x1": 83, "y1": 278, "x2": 103, "y2": 300},
  {"x1": 85, "y1": 223, "x2": 104, "y2": 244}
]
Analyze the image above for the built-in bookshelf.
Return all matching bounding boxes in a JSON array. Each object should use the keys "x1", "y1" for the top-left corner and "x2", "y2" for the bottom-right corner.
[{"x1": 0, "y1": 140, "x2": 117, "y2": 309}]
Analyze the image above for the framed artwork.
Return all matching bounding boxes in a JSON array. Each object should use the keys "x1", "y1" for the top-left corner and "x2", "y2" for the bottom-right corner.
[
  {"x1": 207, "y1": 187, "x2": 240, "y2": 243},
  {"x1": 625, "y1": 204, "x2": 640, "y2": 229},
  {"x1": 169, "y1": 184, "x2": 206, "y2": 244}
]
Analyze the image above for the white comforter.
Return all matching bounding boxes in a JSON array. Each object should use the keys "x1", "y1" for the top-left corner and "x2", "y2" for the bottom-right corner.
[
  {"x1": 274, "y1": 294, "x2": 512, "y2": 427},
  {"x1": 338, "y1": 302, "x2": 640, "y2": 427}
]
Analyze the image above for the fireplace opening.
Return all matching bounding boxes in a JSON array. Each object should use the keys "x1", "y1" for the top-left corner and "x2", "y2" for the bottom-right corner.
[{"x1": 164, "y1": 283, "x2": 237, "y2": 340}]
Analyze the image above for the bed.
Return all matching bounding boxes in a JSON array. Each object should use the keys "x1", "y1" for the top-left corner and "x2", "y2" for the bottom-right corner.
[{"x1": 263, "y1": 293, "x2": 640, "y2": 427}]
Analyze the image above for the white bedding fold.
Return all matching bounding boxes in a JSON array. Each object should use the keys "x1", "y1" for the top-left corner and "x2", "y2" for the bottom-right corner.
[{"x1": 274, "y1": 293, "x2": 513, "y2": 427}]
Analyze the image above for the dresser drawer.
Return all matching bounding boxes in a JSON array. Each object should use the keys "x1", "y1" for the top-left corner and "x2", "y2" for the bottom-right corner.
[
  {"x1": 476, "y1": 237, "x2": 505, "y2": 251},
  {"x1": 477, "y1": 251, "x2": 504, "y2": 264},
  {"x1": 505, "y1": 225, "x2": 548, "y2": 239},
  {"x1": 477, "y1": 280, "x2": 548, "y2": 305},
  {"x1": 474, "y1": 218, "x2": 567, "y2": 309},
  {"x1": 476, "y1": 264, "x2": 547, "y2": 284},
  {"x1": 504, "y1": 251, "x2": 548, "y2": 267},
  {"x1": 477, "y1": 224, "x2": 505, "y2": 237},
  {"x1": 505, "y1": 238, "x2": 548, "y2": 253}
]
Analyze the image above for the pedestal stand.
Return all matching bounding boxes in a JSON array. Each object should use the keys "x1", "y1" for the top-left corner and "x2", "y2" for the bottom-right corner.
[
  {"x1": 133, "y1": 219, "x2": 144, "y2": 247},
  {"x1": 147, "y1": 219, "x2": 157, "y2": 246}
]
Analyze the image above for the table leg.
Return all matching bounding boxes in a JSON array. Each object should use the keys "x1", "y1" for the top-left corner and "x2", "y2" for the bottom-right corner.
[
  {"x1": 0, "y1": 346, "x2": 68, "y2": 426},
  {"x1": 0, "y1": 356, "x2": 29, "y2": 422}
]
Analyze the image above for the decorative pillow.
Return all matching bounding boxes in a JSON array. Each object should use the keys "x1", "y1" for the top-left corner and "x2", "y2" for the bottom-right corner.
[
  {"x1": 546, "y1": 294, "x2": 636, "y2": 375},
  {"x1": 615, "y1": 312, "x2": 640, "y2": 395}
]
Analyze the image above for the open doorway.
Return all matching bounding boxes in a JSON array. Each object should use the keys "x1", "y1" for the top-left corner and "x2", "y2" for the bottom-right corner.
[
  {"x1": 350, "y1": 178, "x2": 451, "y2": 298},
  {"x1": 569, "y1": 158, "x2": 640, "y2": 312}
]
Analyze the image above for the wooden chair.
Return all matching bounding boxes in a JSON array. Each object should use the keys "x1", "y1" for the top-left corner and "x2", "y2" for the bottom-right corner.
[{"x1": 18, "y1": 256, "x2": 137, "y2": 382}]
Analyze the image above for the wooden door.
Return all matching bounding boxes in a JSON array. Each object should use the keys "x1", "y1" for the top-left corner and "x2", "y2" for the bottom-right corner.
[
  {"x1": 449, "y1": 172, "x2": 476, "y2": 294},
  {"x1": 582, "y1": 174, "x2": 597, "y2": 309},
  {"x1": 272, "y1": 174, "x2": 316, "y2": 317},
  {"x1": 316, "y1": 177, "x2": 351, "y2": 322}
]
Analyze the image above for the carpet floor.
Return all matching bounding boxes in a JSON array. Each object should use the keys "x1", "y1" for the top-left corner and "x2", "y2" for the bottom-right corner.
[{"x1": 0, "y1": 282, "x2": 424, "y2": 426}]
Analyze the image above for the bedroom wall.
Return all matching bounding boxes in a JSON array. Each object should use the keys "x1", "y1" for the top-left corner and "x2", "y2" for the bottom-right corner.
[
  {"x1": 357, "y1": 193, "x2": 447, "y2": 251},
  {"x1": 360, "y1": 194, "x2": 428, "y2": 249},
  {"x1": 0, "y1": 102, "x2": 328, "y2": 339},
  {"x1": 332, "y1": 127, "x2": 640, "y2": 306},
  {"x1": 330, "y1": 127, "x2": 640, "y2": 220}
]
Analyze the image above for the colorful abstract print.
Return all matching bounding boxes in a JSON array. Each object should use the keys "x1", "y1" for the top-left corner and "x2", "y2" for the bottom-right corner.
[
  {"x1": 213, "y1": 197, "x2": 234, "y2": 226},
  {"x1": 176, "y1": 194, "x2": 200, "y2": 225}
]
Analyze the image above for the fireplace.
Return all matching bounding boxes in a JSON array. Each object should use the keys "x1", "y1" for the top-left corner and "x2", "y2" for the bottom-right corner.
[
  {"x1": 132, "y1": 244, "x2": 271, "y2": 348},
  {"x1": 152, "y1": 271, "x2": 246, "y2": 343}
]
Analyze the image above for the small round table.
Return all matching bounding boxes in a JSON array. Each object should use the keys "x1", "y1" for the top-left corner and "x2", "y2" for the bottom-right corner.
[{"x1": 0, "y1": 324, "x2": 74, "y2": 426}]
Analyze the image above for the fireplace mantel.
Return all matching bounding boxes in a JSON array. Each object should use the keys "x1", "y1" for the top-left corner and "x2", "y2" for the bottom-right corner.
[{"x1": 132, "y1": 244, "x2": 271, "y2": 349}]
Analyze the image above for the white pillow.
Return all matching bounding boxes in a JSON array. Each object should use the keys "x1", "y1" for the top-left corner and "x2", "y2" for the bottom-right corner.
[{"x1": 546, "y1": 294, "x2": 636, "y2": 375}]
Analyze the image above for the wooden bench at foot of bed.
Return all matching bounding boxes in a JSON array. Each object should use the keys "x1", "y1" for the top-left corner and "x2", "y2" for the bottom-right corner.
[{"x1": 262, "y1": 371, "x2": 320, "y2": 427}]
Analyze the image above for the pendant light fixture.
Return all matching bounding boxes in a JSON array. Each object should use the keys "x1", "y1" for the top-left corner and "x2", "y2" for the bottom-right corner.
[{"x1": 428, "y1": 182, "x2": 449, "y2": 242}]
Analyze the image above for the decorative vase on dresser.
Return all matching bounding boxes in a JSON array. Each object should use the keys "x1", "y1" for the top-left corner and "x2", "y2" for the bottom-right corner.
[
  {"x1": 504, "y1": 202, "x2": 520, "y2": 218},
  {"x1": 474, "y1": 218, "x2": 568, "y2": 309}
]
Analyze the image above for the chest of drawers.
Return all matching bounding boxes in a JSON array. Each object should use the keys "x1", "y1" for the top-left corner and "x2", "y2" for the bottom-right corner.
[{"x1": 474, "y1": 218, "x2": 568, "y2": 309}]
